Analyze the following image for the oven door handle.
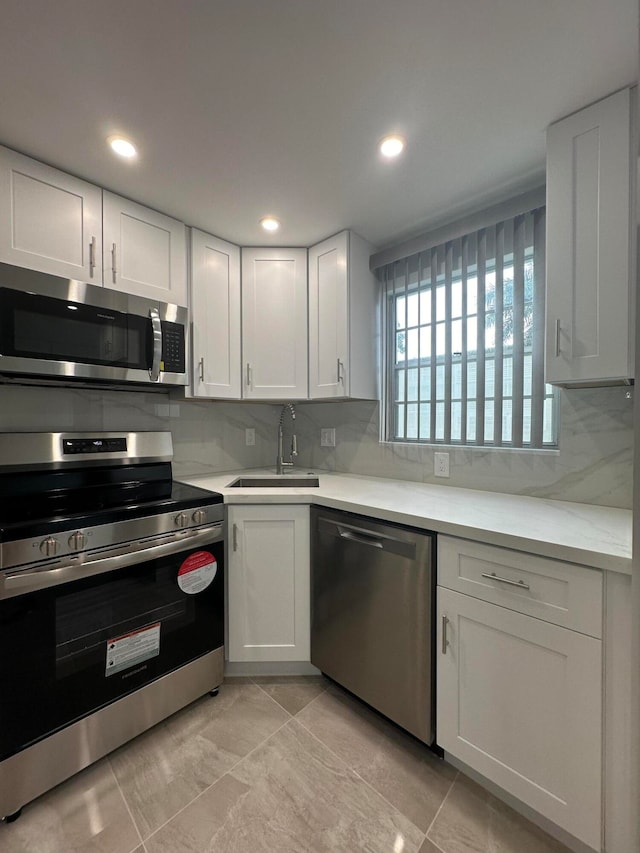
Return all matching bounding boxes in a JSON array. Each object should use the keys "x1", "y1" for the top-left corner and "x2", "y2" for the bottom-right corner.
[{"x1": 2, "y1": 523, "x2": 224, "y2": 598}]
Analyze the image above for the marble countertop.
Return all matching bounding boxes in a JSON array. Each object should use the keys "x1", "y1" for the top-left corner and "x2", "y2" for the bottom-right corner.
[{"x1": 179, "y1": 469, "x2": 632, "y2": 574}]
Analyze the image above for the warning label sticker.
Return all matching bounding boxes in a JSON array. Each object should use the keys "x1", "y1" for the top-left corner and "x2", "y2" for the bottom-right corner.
[
  {"x1": 105, "y1": 623, "x2": 160, "y2": 677},
  {"x1": 177, "y1": 550, "x2": 217, "y2": 595}
]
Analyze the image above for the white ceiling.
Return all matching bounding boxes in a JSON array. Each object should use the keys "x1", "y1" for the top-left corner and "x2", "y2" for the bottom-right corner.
[{"x1": 0, "y1": 0, "x2": 636, "y2": 250}]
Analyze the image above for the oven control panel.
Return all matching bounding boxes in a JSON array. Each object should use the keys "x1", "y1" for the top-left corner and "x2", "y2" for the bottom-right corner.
[
  {"x1": 63, "y1": 437, "x2": 127, "y2": 455},
  {"x1": 2, "y1": 503, "x2": 225, "y2": 574}
]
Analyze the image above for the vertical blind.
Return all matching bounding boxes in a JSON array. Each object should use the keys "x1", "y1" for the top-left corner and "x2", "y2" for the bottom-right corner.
[{"x1": 380, "y1": 206, "x2": 557, "y2": 448}]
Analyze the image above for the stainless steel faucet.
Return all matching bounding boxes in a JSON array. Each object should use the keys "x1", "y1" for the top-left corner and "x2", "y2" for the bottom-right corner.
[{"x1": 277, "y1": 403, "x2": 298, "y2": 474}]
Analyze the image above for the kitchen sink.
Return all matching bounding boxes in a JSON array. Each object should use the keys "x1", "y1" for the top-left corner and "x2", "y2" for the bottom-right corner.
[{"x1": 228, "y1": 476, "x2": 320, "y2": 488}]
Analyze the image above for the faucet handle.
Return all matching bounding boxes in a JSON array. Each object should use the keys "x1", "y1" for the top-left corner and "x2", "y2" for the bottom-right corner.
[{"x1": 291, "y1": 434, "x2": 298, "y2": 456}]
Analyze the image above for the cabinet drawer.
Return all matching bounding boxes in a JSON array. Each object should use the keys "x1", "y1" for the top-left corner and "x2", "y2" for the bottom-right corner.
[{"x1": 438, "y1": 536, "x2": 602, "y2": 637}]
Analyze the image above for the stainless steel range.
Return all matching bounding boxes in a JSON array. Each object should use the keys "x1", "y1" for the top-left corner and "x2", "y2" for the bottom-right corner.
[{"x1": 0, "y1": 431, "x2": 225, "y2": 822}]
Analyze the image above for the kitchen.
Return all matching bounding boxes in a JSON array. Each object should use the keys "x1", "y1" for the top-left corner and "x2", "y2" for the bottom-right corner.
[{"x1": 0, "y1": 2, "x2": 637, "y2": 852}]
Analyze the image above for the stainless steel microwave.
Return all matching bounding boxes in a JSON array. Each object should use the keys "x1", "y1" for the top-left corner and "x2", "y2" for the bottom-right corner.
[{"x1": 0, "y1": 263, "x2": 188, "y2": 387}]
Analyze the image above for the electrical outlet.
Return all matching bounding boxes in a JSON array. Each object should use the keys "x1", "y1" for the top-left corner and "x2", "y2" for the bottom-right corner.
[
  {"x1": 245, "y1": 428, "x2": 255, "y2": 446},
  {"x1": 320, "y1": 428, "x2": 336, "y2": 447},
  {"x1": 434, "y1": 451, "x2": 450, "y2": 478}
]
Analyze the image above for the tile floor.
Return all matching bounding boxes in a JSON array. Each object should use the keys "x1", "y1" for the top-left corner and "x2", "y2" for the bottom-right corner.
[{"x1": 1, "y1": 676, "x2": 573, "y2": 853}]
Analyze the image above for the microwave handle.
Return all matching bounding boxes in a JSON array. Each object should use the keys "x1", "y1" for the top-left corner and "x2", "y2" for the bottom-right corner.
[{"x1": 149, "y1": 307, "x2": 163, "y2": 381}]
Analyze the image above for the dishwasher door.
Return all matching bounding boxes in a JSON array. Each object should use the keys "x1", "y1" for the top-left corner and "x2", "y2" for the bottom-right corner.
[{"x1": 310, "y1": 506, "x2": 435, "y2": 744}]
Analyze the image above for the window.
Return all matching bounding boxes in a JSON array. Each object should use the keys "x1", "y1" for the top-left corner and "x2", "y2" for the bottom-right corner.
[{"x1": 380, "y1": 206, "x2": 557, "y2": 448}]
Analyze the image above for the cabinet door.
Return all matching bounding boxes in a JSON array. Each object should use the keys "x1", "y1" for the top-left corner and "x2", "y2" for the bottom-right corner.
[
  {"x1": 0, "y1": 146, "x2": 102, "y2": 283},
  {"x1": 546, "y1": 88, "x2": 634, "y2": 385},
  {"x1": 189, "y1": 229, "x2": 241, "y2": 399},
  {"x1": 102, "y1": 191, "x2": 187, "y2": 306},
  {"x1": 308, "y1": 230, "x2": 378, "y2": 400},
  {"x1": 437, "y1": 587, "x2": 602, "y2": 850},
  {"x1": 227, "y1": 505, "x2": 310, "y2": 662},
  {"x1": 241, "y1": 248, "x2": 308, "y2": 399},
  {"x1": 308, "y1": 231, "x2": 349, "y2": 398}
]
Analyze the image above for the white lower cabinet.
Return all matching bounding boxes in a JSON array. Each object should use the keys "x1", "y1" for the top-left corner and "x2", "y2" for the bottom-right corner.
[
  {"x1": 438, "y1": 550, "x2": 603, "y2": 850},
  {"x1": 227, "y1": 505, "x2": 310, "y2": 663}
]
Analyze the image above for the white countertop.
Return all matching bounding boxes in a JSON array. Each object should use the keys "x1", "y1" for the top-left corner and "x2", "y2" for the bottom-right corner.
[{"x1": 179, "y1": 469, "x2": 632, "y2": 574}]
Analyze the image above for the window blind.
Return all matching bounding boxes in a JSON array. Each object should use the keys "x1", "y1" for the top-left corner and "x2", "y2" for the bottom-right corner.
[{"x1": 380, "y1": 206, "x2": 557, "y2": 448}]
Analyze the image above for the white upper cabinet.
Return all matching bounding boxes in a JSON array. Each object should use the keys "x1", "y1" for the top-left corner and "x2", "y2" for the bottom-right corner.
[
  {"x1": 308, "y1": 230, "x2": 378, "y2": 400},
  {"x1": 241, "y1": 247, "x2": 308, "y2": 399},
  {"x1": 546, "y1": 87, "x2": 635, "y2": 385},
  {"x1": 188, "y1": 229, "x2": 241, "y2": 399},
  {"x1": 102, "y1": 191, "x2": 188, "y2": 306},
  {"x1": 0, "y1": 145, "x2": 103, "y2": 283}
]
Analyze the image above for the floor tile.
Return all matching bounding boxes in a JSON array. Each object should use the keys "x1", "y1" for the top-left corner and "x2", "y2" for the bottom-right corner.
[
  {"x1": 427, "y1": 774, "x2": 572, "y2": 853},
  {"x1": 109, "y1": 681, "x2": 289, "y2": 839},
  {"x1": 252, "y1": 675, "x2": 328, "y2": 715},
  {"x1": 145, "y1": 719, "x2": 425, "y2": 853},
  {"x1": 0, "y1": 759, "x2": 141, "y2": 853},
  {"x1": 419, "y1": 840, "x2": 443, "y2": 853},
  {"x1": 297, "y1": 683, "x2": 456, "y2": 832}
]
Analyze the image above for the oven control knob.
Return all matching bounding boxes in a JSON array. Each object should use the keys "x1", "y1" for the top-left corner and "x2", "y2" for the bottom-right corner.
[
  {"x1": 40, "y1": 537, "x2": 59, "y2": 557},
  {"x1": 68, "y1": 531, "x2": 86, "y2": 551},
  {"x1": 174, "y1": 512, "x2": 188, "y2": 528},
  {"x1": 192, "y1": 509, "x2": 207, "y2": 525}
]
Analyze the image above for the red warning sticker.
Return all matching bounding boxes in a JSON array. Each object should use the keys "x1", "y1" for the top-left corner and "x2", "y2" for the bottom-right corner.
[{"x1": 177, "y1": 550, "x2": 217, "y2": 594}]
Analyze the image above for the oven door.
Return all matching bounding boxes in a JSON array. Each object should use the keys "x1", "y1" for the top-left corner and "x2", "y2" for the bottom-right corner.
[{"x1": 0, "y1": 527, "x2": 224, "y2": 762}]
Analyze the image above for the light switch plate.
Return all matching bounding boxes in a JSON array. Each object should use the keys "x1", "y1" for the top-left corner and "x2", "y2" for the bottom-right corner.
[
  {"x1": 321, "y1": 428, "x2": 336, "y2": 447},
  {"x1": 245, "y1": 428, "x2": 256, "y2": 446}
]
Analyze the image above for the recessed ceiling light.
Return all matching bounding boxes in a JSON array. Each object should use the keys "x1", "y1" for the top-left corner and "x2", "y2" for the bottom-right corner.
[
  {"x1": 379, "y1": 135, "x2": 405, "y2": 158},
  {"x1": 260, "y1": 216, "x2": 280, "y2": 232},
  {"x1": 108, "y1": 136, "x2": 137, "y2": 159}
]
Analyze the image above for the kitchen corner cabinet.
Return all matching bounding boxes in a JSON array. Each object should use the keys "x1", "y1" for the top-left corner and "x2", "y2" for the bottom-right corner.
[
  {"x1": 241, "y1": 247, "x2": 308, "y2": 399},
  {"x1": 0, "y1": 145, "x2": 103, "y2": 283},
  {"x1": 308, "y1": 230, "x2": 378, "y2": 400},
  {"x1": 227, "y1": 505, "x2": 310, "y2": 663},
  {"x1": 437, "y1": 537, "x2": 603, "y2": 850},
  {"x1": 546, "y1": 87, "x2": 635, "y2": 386},
  {"x1": 188, "y1": 229, "x2": 241, "y2": 399},
  {"x1": 102, "y1": 191, "x2": 188, "y2": 306}
]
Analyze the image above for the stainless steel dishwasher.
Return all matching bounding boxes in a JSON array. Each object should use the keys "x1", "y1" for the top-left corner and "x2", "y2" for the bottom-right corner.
[{"x1": 310, "y1": 506, "x2": 435, "y2": 745}]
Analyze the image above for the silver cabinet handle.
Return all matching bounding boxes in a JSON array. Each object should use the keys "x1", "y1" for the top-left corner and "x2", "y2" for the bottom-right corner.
[
  {"x1": 111, "y1": 242, "x2": 117, "y2": 283},
  {"x1": 89, "y1": 236, "x2": 97, "y2": 276},
  {"x1": 337, "y1": 358, "x2": 344, "y2": 384},
  {"x1": 198, "y1": 357, "x2": 205, "y2": 382},
  {"x1": 481, "y1": 571, "x2": 530, "y2": 591},
  {"x1": 232, "y1": 523, "x2": 238, "y2": 551},
  {"x1": 555, "y1": 318, "x2": 561, "y2": 357},
  {"x1": 246, "y1": 363, "x2": 252, "y2": 388},
  {"x1": 442, "y1": 615, "x2": 449, "y2": 654},
  {"x1": 149, "y1": 307, "x2": 162, "y2": 382}
]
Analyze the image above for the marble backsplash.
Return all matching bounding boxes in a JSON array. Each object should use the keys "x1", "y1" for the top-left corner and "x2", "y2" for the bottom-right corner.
[
  {"x1": 0, "y1": 384, "x2": 279, "y2": 480},
  {"x1": 293, "y1": 385, "x2": 634, "y2": 509},
  {"x1": 0, "y1": 382, "x2": 633, "y2": 509}
]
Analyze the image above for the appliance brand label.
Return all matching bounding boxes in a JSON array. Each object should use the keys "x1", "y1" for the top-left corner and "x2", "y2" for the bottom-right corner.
[
  {"x1": 105, "y1": 622, "x2": 160, "y2": 677},
  {"x1": 177, "y1": 550, "x2": 217, "y2": 594}
]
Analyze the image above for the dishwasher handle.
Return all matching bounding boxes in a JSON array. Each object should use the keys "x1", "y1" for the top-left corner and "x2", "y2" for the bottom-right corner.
[
  {"x1": 318, "y1": 516, "x2": 418, "y2": 560},
  {"x1": 337, "y1": 525, "x2": 384, "y2": 549}
]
